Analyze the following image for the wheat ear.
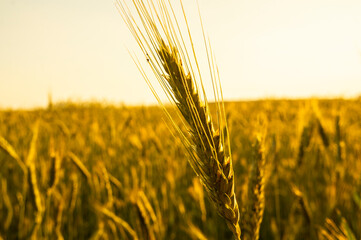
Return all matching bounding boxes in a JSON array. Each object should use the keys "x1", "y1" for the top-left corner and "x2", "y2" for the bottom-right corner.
[
  {"x1": 117, "y1": 1, "x2": 240, "y2": 238},
  {"x1": 243, "y1": 135, "x2": 266, "y2": 240}
]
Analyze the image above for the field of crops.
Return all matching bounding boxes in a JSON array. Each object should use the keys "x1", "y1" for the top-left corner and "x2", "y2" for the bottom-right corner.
[{"x1": 0, "y1": 99, "x2": 360, "y2": 239}]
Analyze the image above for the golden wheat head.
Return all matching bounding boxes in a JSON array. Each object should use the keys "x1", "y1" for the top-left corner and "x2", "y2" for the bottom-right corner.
[{"x1": 117, "y1": 0, "x2": 240, "y2": 238}]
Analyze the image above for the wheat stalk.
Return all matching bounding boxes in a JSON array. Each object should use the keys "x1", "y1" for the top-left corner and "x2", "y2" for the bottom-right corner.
[
  {"x1": 1, "y1": 178, "x2": 13, "y2": 231},
  {"x1": 48, "y1": 151, "x2": 61, "y2": 193},
  {"x1": 290, "y1": 184, "x2": 311, "y2": 226},
  {"x1": 315, "y1": 116, "x2": 330, "y2": 148},
  {"x1": 117, "y1": 0, "x2": 240, "y2": 238},
  {"x1": 55, "y1": 198, "x2": 65, "y2": 240},
  {"x1": 68, "y1": 152, "x2": 92, "y2": 182},
  {"x1": 26, "y1": 121, "x2": 44, "y2": 239},
  {"x1": 185, "y1": 220, "x2": 209, "y2": 240},
  {"x1": 98, "y1": 162, "x2": 114, "y2": 208},
  {"x1": 69, "y1": 173, "x2": 79, "y2": 213},
  {"x1": 134, "y1": 195, "x2": 156, "y2": 240},
  {"x1": 95, "y1": 205, "x2": 139, "y2": 240},
  {"x1": 0, "y1": 135, "x2": 26, "y2": 173}
]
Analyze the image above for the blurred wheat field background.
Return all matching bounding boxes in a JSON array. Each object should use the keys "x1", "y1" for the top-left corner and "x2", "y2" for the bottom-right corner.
[{"x1": 0, "y1": 99, "x2": 361, "y2": 239}]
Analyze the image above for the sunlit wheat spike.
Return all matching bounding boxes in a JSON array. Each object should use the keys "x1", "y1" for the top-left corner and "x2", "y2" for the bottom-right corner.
[
  {"x1": 0, "y1": 135, "x2": 26, "y2": 173},
  {"x1": 117, "y1": 1, "x2": 240, "y2": 238}
]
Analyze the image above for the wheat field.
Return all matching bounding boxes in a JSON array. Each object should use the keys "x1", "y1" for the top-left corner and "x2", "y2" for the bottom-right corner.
[
  {"x1": 0, "y1": 99, "x2": 360, "y2": 239},
  {"x1": 1, "y1": 0, "x2": 361, "y2": 239}
]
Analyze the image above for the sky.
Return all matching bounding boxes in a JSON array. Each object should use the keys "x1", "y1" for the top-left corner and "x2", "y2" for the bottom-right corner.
[{"x1": 1, "y1": 0, "x2": 361, "y2": 109}]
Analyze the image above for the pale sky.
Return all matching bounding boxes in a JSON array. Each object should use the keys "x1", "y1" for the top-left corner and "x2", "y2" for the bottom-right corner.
[{"x1": 1, "y1": 0, "x2": 361, "y2": 109}]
